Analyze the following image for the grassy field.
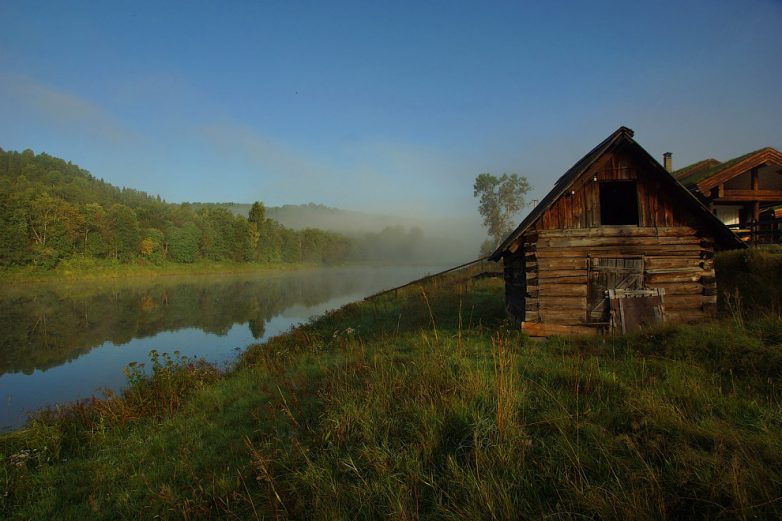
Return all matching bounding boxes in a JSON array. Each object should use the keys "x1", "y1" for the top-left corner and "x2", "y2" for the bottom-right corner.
[{"x1": 1, "y1": 256, "x2": 781, "y2": 519}]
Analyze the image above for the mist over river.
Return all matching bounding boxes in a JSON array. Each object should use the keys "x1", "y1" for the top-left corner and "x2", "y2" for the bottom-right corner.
[{"x1": 0, "y1": 265, "x2": 444, "y2": 430}]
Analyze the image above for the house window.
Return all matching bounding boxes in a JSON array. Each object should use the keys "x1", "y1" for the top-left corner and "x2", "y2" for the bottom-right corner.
[{"x1": 599, "y1": 181, "x2": 639, "y2": 225}]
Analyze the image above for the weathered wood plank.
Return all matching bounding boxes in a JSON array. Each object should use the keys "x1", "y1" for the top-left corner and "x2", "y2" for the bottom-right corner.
[
  {"x1": 646, "y1": 272, "x2": 707, "y2": 284},
  {"x1": 644, "y1": 256, "x2": 704, "y2": 269},
  {"x1": 534, "y1": 284, "x2": 589, "y2": 297},
  {"x1": 637, "y1": 179, "x2": 648, "y2": 226},
  {"x1": 521, "y1": 322, "x2": 598, "y2": 337},
  {"x1": 536, "y1": 242, "x2": 705, "y2": 252},
  {"x1": 527, "y1": 303, "x2": 585, "y2": 314},
  {"x1": 537, "y1": 310, "x2": 590, "y2": 324},
  {"x1": 533, "y1": 296, "x2": 586, "y2": 308},
  {"x1": 535, "y1": 245, "x2": 704, "y2": 258},
  {"x1": 528, "y1": 268, "x2": 587, "y2": 279},
  {"x1": 649, "y1": 282, "x2": 703, "y2": 295},
  {"x1": 645, "y1": 267, "x2": 709, "y2": 274},
  {"x1": 536, "y1": 227, "x2": 698, "y2": 238},
  {"x1": 536, "y1": 236, "x2": 706, "y2": 248},
  {"x1": 530, "y1": 275, "x2": 587, "y2": 284},
  {"x1": 650, "y1": 180, "x2": 661, "y2": 227},
  {"x1": 529, "y1": 258, "x2": 589, "y2": 271}
]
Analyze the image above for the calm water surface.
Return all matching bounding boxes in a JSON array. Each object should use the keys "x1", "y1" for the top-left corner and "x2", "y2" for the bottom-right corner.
[{"x1": 0, "y1": 265, "x2": 443, "y2": 430}]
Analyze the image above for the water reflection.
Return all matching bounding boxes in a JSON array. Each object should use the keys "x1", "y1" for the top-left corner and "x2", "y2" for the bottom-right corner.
[{"x1": 0, "y1": 265, "x2": 441, "y2": 430}]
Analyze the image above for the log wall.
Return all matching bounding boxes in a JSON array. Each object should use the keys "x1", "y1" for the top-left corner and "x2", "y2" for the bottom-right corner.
[
  {"x1": 516, "y1": 227, "x2": 716, "y2": 329},
  {"x1": 503, "y1": 250, "x2": 525, "y2": 324}
]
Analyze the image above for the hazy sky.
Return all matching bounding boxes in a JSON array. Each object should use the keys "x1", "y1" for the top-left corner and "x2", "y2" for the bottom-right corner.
[{"x1": 1, "y1": 0, "x2": 780, "y2": 224}]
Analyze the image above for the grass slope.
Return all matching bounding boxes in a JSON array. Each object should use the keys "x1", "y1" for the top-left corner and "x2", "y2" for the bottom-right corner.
[{"x1": 1, "y1": 266, "x2": 781, "y2": 519}]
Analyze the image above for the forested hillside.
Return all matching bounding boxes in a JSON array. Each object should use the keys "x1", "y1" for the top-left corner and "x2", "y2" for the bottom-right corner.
[
  {"x1": 0, "y1": 148, "x2": 352, "y2": 269},
  {"x1": 197, "y1": 202, "x2": 418, "y2": 237},
  {"x1": 193, "y1": 202, "x2": 480, "y2": 264}
]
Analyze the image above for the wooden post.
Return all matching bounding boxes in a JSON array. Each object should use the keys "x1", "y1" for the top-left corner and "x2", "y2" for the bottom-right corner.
[
  {"x1": 752, "y1": 167, "x2": 761, "y2": 245},
  {"x1": 750, "y1": 203, "x2": 760, "y2": 246}
]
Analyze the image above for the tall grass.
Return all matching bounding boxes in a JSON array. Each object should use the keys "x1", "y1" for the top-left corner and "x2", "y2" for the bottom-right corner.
[
  {"x1": 491, "y1": 333, "x2": 517, "y2": 438},
  {"x1": 1, "y1": 266, "x2": 781, "y2": 519},
  {"x1": 717, "y1": 248, "x2": 782, "y2": 317}
]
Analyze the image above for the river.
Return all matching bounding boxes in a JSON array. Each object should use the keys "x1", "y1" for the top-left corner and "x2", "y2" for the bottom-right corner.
[{"x1": 0, "y1": 265, "x2": 444, "y2": 430}]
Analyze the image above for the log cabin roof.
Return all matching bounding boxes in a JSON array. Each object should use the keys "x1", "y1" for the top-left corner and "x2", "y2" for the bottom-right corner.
[
  {"x1": 489, "y1": 126, "x2": 745, "y2": 261},
  {"x1": 678, "y1": 147, "x2": 782, "y2": 191},
  {"x1": 673, "y1": 158, "x2": 720, "y2": 182}
]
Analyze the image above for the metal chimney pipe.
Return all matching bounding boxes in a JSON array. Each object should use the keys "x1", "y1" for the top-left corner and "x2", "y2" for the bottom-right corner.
[{"x1": 663, "y1": 152, "x2": 672, "y2": 173}]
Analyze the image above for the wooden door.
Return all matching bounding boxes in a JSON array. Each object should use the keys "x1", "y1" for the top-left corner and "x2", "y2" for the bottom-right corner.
[{"x1": 587, "y1": 257, "x2": 644, "y2": 323}]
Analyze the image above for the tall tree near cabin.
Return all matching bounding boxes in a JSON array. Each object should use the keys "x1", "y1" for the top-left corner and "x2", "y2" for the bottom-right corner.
[{"x1": 473, "y1": 173, "x2": 531, "y2": 249}]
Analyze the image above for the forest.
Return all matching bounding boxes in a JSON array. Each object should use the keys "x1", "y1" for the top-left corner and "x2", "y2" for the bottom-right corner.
[{"x1": 0, "y1": 148, "x2": 437, "y2": 269}]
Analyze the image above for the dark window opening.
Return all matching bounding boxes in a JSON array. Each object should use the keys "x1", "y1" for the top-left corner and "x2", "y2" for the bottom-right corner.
[{"x1": 599, "y1": 181, "x2": 639, "y2": 225}]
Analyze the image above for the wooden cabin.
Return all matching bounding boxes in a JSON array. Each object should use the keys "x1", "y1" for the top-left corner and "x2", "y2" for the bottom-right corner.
[
  {"x1": 489, "y1": 127, "x2": 745, "y2": 337},
  {"x1": 674, "y1": 147, "x2": 782, "y2": 243}
]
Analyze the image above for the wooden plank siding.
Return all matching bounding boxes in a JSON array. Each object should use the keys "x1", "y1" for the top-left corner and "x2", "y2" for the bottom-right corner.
[
  {"x1": 534, "y1": 148, "x2": 697, "y2": 232},
  {"x1": 518, "y1": 227, "x2": 715, "y2": 328}
]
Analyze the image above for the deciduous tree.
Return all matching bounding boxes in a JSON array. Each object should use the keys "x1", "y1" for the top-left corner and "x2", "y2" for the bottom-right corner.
[{"x1": 473, "y1": 173, "x2": 531, "y2": 251}]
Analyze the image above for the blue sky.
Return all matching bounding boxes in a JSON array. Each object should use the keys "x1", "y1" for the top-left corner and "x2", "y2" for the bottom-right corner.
[{"x1": 1, "y1": 0, "x2": 781, "y2": 227}]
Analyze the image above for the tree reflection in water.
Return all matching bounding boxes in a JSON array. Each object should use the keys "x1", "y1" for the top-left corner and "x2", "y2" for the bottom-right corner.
[{"x1": 0, "y1": 266, "x2": 444, "y2": 429}]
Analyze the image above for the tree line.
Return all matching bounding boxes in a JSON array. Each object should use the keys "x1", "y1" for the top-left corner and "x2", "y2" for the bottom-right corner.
[{"x1": 0, "y1": 148, "x2": 358, "y2": 268}]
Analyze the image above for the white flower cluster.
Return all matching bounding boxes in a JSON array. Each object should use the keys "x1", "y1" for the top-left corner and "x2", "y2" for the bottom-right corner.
[
  {"x1": 7, "y1": 445, "x2": 52, "y2": 469},
  {"x1": 332, "y1": 327, "x2": 357, "y2": 338}
]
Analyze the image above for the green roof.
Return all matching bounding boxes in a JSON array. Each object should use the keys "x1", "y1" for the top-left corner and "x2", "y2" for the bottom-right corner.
[
  {"x1": 681, "y1": 147, "x2": 774, "y2": 189},
  {"x1": 673, "y1": 158, "x2": 719, "y2": 182}
]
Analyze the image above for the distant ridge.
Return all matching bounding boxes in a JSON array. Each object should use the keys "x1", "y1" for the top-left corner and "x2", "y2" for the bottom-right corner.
[{"x1": 190, "y1": 202, "x2": 411, "y2": 235}]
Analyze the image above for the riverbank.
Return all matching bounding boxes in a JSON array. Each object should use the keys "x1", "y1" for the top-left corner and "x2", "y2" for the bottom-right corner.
[
  {"x1": 1, "y1": 260, "x2": 781, "y2": 519},
  {"x1": 0, "y1": 264, "x2": 451, "y2": 430},
  {"x1": 0, "y1": 258, "x2": 321, "y2": 285}
]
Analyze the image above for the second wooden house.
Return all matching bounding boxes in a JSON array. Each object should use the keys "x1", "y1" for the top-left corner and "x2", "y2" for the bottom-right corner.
[
  {"x1": 674, "y1": 147, "x2": 782, "y2": 243},
  {"x1": 489, "y1": 127, "x2": 744, "y2": 336}
]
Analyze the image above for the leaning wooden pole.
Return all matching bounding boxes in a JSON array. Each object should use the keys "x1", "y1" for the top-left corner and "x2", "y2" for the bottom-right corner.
[{"x1": 363, "y1": 256, "x2": 490, "y2": 301}]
